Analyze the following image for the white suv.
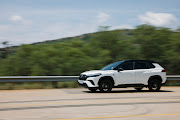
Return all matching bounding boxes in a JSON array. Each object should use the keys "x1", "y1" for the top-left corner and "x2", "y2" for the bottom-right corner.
[{"x1": 78, "y1": 60, "x2": 166, "y2": 92}]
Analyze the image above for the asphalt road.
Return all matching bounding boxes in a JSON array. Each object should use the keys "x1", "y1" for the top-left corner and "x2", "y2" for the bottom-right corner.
[{"x1": 0, "y1": 87, "x2": 180, "y2": 120}]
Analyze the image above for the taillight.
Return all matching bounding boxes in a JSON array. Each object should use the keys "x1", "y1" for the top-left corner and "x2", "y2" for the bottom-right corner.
[{"x1": 162, "y1": 70, "x2": 166, "y2": 72}]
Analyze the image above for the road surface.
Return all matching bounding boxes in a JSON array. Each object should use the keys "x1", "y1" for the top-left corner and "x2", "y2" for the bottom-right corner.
[{"x1": 0, "y1": 87, "x2": 180, "y2": 120}]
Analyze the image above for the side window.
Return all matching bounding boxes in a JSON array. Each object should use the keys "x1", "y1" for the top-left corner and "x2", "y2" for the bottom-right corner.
[
  {"x1": 134, "y1": 61, "x2": 149, "y2": 69},
  {"x1": 148, "y1": 62, "x2": 155, "y2": 68},
  {"x1": 118, "y1": 62, "x2": 133, "y2": 70}
]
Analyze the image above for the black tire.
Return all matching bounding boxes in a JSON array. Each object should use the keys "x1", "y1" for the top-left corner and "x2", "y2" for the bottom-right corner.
[
  {"x1": 88, "y1": 88, "x2": 97, "y2": 92},
  {"x1": 134, "y1": 87, "x2": 143, "y2": 91},
  {"x1": 148, "y1": 79, "x2": 161, "y2": 92},
  {"x1": 99, "y1": 79, "x2": 113, "y2": 93}
]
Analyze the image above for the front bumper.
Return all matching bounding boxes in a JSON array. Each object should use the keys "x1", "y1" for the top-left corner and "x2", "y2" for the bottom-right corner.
[{"x1": 78, "y1": 80, "x2": 96, "y2": 88}]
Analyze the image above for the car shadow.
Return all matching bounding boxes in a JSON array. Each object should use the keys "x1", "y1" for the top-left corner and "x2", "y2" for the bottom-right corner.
[{"x1": 83, "y1": 89, "x2": 173, "y2": 93}]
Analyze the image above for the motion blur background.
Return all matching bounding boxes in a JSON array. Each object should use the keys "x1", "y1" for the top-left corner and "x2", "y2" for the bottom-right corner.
[{"x1": 0, "y1": 0, "x2": 179, "y2": 89}]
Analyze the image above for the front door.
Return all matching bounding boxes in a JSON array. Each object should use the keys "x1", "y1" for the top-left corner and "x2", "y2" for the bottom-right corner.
[{"x1": 115, "y1": 61, "x2": 135, "y2": 85}]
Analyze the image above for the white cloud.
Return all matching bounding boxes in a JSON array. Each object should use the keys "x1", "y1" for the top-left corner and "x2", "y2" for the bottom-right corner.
[
  {"x1": 10, "y1": 15, "x2": 23, "y2": 22},
  {"x1": 96, "y1": 12, "x2": 110, "y2": 23},
  {"x1": 138, "y1": 12, "x2": 178, "y2": 26},
  {"x1": 9, "y1": 15, "x2": 32, "y2": 24},
  {"x1": 111, "y1": 24, "x2": 134, "y2": 30}
]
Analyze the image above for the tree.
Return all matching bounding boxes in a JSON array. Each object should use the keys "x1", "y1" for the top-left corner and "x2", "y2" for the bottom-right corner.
[
  {"x1": 98, "y1": 26, "x2": 111, "y2": 32},
  {"x1": 0, "y1": 41, "x2": 9, "y2": 58}
]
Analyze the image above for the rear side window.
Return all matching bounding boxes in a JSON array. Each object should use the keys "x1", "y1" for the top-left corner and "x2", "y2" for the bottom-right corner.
[
  {"x1": 118, "y1": 61, "x2": 133, "y2": 70},
  {"x1": 134, "y1": 61, "x2": 149, "y2": 69},
  {"x1": 148, "y1": 62, "x2": 155, "y2": 68}
]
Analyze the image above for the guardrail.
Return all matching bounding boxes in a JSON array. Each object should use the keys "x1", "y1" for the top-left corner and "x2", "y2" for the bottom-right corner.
[
  {"x1": 0, "y1": 76, "x2": 79, "y2": 82},
  {"x1": 166, "y1": 75, "x2": 180, "y2": 80},
  {"x1": 0, "y1": 75, "x2": 179, "y2": 83}
]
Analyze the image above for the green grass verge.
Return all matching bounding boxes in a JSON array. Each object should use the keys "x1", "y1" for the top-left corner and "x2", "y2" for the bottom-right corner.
[
  {"x1": 164, "y1": 81, "x2": 180, "y2": 86},
  {"x1": 0, "y1": 81, "x2": 80, "y2": 90}
]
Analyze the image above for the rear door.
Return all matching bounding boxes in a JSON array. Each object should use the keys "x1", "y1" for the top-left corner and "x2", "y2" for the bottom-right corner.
[{"x1": 134, "y1": 61, "x2": 151, "y2": 84}]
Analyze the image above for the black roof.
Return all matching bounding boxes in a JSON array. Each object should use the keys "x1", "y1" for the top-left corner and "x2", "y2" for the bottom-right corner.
[{"x1": 123, "y1": 60, "x2": 156, "y2": 63}]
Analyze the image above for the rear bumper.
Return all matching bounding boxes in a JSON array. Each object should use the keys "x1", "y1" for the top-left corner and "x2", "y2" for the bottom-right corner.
[
  {"x1": 161, "y1": 77, "x2": 167, "y2": 85},
  {"x1": 162, "y1": 79, "x2": 167, "y2": 85}
]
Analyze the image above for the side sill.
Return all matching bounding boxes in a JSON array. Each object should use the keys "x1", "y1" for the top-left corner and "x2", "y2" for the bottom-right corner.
[{"x1": 114, "y1": 84, "x2": 146, "y2": 88}]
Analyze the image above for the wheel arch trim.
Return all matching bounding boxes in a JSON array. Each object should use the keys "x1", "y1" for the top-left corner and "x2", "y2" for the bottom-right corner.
[
  {"x1": 148, "y1": 75, "x2": 163, "y2": 84},
  {"x1": 98, "y1": 76, "x2": 115, "y2": 86}
]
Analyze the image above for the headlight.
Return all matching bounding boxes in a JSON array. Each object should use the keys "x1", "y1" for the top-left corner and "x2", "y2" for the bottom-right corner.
[{"x1": 88, "y1": 73, "x2": 102, "y2": 77}]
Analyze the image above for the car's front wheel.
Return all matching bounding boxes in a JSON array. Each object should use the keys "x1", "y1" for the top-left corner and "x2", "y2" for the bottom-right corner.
[{"x1": 99, "y1": 79, "x2": 113, "y2": 93}]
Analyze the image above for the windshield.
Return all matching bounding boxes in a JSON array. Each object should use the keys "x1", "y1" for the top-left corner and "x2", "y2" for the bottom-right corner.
[{"x1": 101, "y1": 61, "x2": 124, "y2": 70}]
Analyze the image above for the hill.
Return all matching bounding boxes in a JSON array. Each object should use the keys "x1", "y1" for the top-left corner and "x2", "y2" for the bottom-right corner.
[
  {"x1": 0, "y1": 25, "x2": 179, "y2": 76},
  {"x1": 31, "y1": 29, "x2": 132, "y2": 45}
]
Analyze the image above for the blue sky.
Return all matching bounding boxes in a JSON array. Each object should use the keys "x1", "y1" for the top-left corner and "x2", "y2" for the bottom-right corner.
[{"x1": 0, "y1": 0, "x2": 179, "y2": 47}]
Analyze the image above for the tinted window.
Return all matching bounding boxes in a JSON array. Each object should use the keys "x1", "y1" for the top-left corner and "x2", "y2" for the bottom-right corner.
[
  {"x1": 102, "y1": 61, "x2": 124, "y2": 70},
  {"x1": 134, "y1": 61, "x2": 149, "y2": 69},
  {"x1": 148, "y1": 62, "x2": 155, "y2": 68},
  {"x1": 118, "y1": 61, "x2": 133, "y2": 70}
]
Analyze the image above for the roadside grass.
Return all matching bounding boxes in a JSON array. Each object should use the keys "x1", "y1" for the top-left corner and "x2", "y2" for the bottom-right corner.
[
  {"x1": 0, "y1": 81, "x2": 179, "y2": 90},
  {"x1": 0, "y1": 81, "x2": 80, "y2": 90},
  {"x1": 165, "y1": 80, "x2": 180, "y2": 86}
]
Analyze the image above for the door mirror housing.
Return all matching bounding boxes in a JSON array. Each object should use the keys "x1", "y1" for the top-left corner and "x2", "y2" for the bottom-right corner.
[{"x1": 118, "y1": 68, "x2": 123, "y2": 72}]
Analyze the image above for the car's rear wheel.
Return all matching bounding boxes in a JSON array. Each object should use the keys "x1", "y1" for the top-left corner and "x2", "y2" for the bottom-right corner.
[
  {"x1": 99, "y1": 79, "x2": 113, "y2": 93},
  {"x1": 148, "y1": 79, "x2": 161, "y2": 92}
]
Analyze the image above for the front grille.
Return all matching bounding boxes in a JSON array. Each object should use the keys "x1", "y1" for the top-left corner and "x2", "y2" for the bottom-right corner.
[{"x1": 79, "y1": 74, "x2": 88, "y2": 80}]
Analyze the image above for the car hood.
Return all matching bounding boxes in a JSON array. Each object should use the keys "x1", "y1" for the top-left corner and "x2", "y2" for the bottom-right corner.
[{"x1": 81, "y1": 70, "x2": 115, "y2": 76}]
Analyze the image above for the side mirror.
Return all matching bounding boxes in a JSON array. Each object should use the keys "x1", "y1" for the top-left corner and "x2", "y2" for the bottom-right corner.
[{"x1": 118, "y1": 68, "x2": 123, "y2": 72}]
